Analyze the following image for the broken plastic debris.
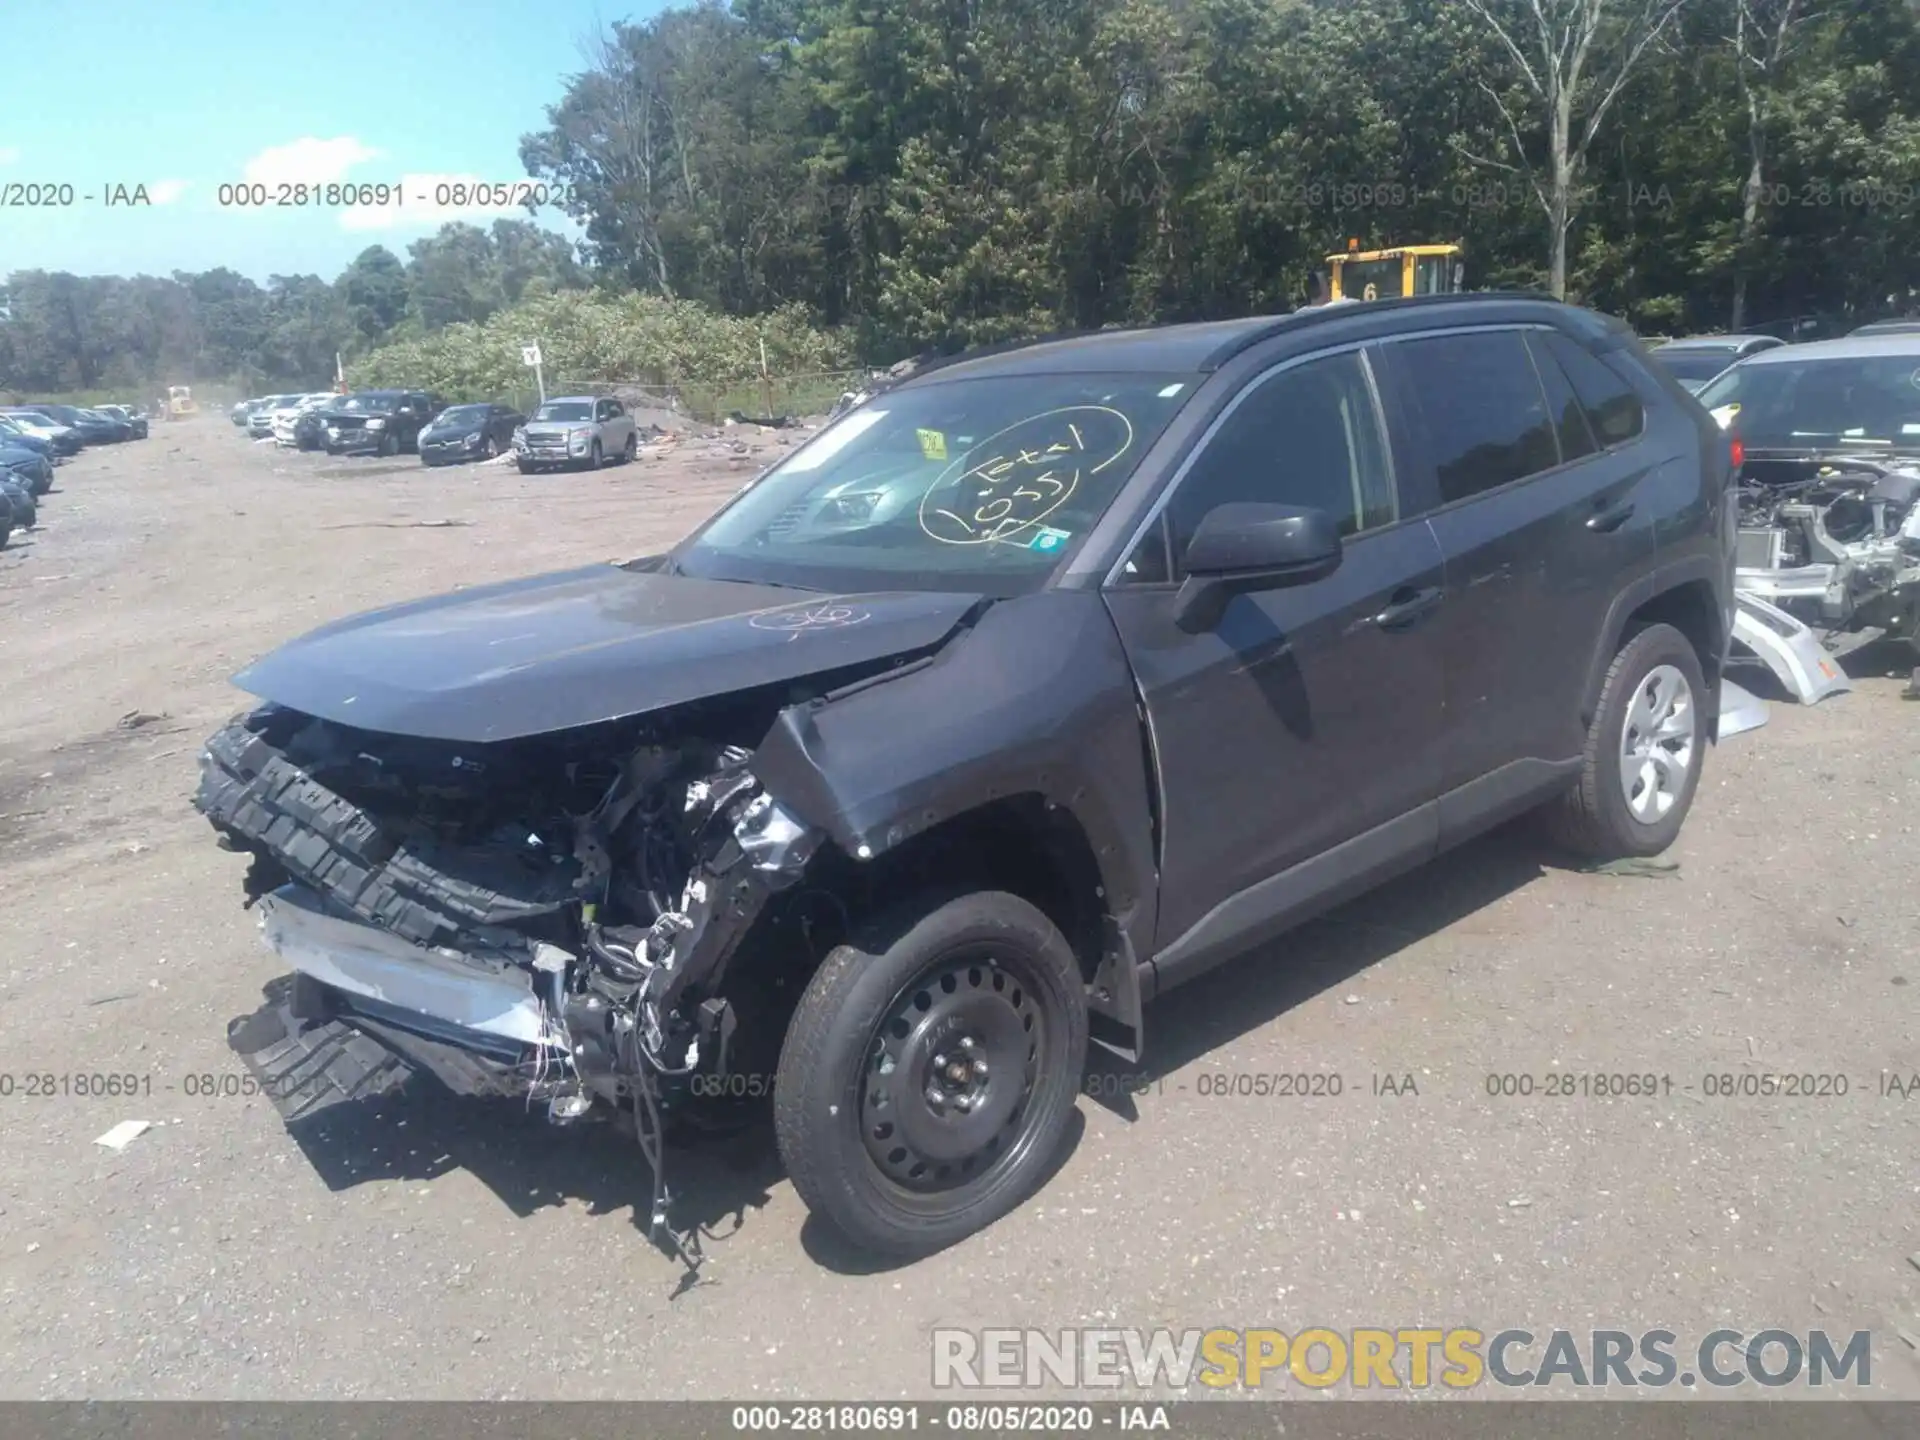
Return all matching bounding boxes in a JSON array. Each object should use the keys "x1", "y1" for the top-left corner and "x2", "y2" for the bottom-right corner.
[
  {"x1": 1576, "y1": 855, "x2": 1680, "y2": 878},
  {"x1": 93, "y1": 1120, "x2": 151, "y2": 1151}
]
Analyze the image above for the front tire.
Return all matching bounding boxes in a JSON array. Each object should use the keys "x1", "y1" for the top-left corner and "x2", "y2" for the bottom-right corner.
[
  {"x1": 774, "y1": 890, "x2": 1087, "y2": 1257},
  {"x1": 1543, "y1": 622, "x2": 1707, "y2": 859},
  {"x1": 515, "y1": 458, "x2": 535, "y2": 475},
  {"x1": 377, "y1": 431, "x2": 397, "y2": 458},
  {"x1": 585, "y1": 439, "x2": 603, "y2": 471}
]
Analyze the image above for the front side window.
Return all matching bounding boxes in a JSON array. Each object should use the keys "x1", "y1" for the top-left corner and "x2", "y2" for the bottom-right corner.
[
  {"x1": 676, "y1": 371, "x2": 1197, "y2": 596},
  {"x1": 1398, "y1": 331, "x2": 1558, "y2": 502},
  {"x1": 1160, "y1": 351, "x2": 1396, "y2": 580}
]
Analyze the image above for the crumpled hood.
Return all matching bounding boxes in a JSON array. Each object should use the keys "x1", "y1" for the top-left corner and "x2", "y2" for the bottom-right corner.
[{"x1": 232, "y1": 563, "x2": 984, "y2": 743}]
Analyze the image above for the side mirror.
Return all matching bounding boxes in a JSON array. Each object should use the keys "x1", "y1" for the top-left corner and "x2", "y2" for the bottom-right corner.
[{"x1": 1171, "y1": 502, "x2": 1344, "y2": 633}]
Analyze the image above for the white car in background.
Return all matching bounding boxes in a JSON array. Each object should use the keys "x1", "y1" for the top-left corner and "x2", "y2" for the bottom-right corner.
[
  {"x1": 247, "y1": 396, "x2": 300, "y2": 438},
  {"x1": 272, "y1": 394, "x2": 338, "y2": 447}
]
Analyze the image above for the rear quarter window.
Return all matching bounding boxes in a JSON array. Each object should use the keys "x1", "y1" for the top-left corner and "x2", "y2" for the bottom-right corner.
[{"x1": 1543, "y1": 332, "x2": 1646, "y2": 446}]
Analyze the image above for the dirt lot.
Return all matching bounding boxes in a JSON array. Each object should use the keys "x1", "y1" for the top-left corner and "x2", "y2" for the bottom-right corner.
[{"x1": 0, "y1": 418, "x2": 1915, "y2": 1400}]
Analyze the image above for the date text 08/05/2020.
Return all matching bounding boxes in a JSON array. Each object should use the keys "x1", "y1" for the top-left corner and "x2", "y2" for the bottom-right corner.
[{"x1": 211, "y1": 181, "x2": 576, "y2": 209}]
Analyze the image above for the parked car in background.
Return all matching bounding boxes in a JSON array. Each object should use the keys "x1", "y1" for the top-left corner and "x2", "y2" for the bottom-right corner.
[
  {"x1": 248, "y1": 396, "x2": 299, "y2": 439},
  {"x1": 79, "y1": 408, "x2": 134, "y2": 442},
  {"x1": 1696, "y1": 333, "x2": 1920, "y2": 655},
  {"x1": 417, "y1": 403, "x2": 524, "y2": 466},
  {"x1": 1646, "y1": 334, "x2": 1788, "y2": 393},
  {"x1": 0, "y1": 485, "x2": 17, "y2": 547},
  {"x1": 290, "y1": 406, "x2": 333, "y2": 452},
  {"x1": 25, "y1": 405, "x2": 123, "y2": 445},
  {"x1": 0, "y1": 410, "x2": 82, "y2": 454},
  {"x1": 0, "y1": 443, "x2": 53, "y2": 495},
  {"x1": 232, "y1": 399, "x2": 260, "y2": 427},
  {"x1": 512, "y1": 395, "x2": 639, "y2": 472},
  {"x1": 0, "y1": 474, "x2": 36, "y2": 530},
  {"x1": 97, "y1": 404, "x2": 149, "y2": 439},
  {"x1": 271, "y1": 394, "x2": 337, "y2": 448},
  {"x1": 0, "y1": 416, "x2": 57, "y2": 464},
  {"x1": 1849, "y1": 318, "x2": 1920, "y2": 337},
  {"x1": 319, "y1": 390, "x2": 443, "y2": 456}
]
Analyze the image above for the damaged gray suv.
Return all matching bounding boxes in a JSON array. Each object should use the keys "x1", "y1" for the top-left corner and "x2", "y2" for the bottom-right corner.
[{"x1": 198, "y1": 294, "x2": 1736, "y2": 1262}]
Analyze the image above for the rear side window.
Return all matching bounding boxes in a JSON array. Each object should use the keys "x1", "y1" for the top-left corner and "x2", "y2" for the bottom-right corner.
[
  {"x1": 1526, "y1": 332, "x2": 1597, "y2": 463},
  {"x1": 1542, "y1": 333, "x2": 1645, "y2": 446},
  {"x1": 1398, "y1": 331, "x2": 1559, "y2": 503}
]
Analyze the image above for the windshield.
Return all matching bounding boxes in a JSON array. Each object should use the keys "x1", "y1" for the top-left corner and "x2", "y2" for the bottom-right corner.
[
  {"x1": 1696, "y1": 353, "x2": 1920, "y2": 449},
  {"x1": 435, "y1": 405, "x2": 489, "y2": 425},
  {"x1": 534, "y1": 401, "x2": 593, "y2": 421},
  {"x1": 676, "y1": 372, "x2": 1196, "y2": 596},
  {"x1": 338, "y1": 394, "x2": 397, "y2": 413},
  {"x1": 1650, "y1": 347, "x2": 1739, "y2": 383},
  {"x1": 1339, "y1": 257, "x2": 1404, "y2": 300}
]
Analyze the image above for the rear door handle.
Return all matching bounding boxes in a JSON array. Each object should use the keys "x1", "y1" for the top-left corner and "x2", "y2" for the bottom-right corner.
[
  {"x1": 1587, "y1": 498, "x2": 1636, "y2": 533},
  {"x1": 1370, "y1": 585, "x2": 1444, "y2": 631}
]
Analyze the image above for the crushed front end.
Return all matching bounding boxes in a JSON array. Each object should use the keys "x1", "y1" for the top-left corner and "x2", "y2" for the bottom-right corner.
[
  {"x1": 196, "y1": 697, "x2": 825, "y2": 1265},
  {"x1": 1735, "y1": 454, "x2": 1920, "y2": 642}
]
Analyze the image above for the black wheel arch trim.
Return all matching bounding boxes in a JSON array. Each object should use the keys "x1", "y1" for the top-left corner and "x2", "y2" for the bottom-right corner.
[{"x1": 1579, "y1": 552, "x2": 1730, "y2": 743}]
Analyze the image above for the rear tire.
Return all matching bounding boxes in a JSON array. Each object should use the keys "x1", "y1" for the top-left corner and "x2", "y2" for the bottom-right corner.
[
  {"x1": 620, "y1": 432, "x2": 638, "y2": 464},
  {"x1": 774, "y1": 890, "x2": 1087, "y2": 1257},
  {"x1": 1542, "y1": 622, "x2": 1707, "y2": 859}
]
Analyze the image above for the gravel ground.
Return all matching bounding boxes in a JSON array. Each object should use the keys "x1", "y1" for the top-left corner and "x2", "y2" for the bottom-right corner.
[{"x1": 0, "y1": 419, "x2": 1915, "y2": 1401}]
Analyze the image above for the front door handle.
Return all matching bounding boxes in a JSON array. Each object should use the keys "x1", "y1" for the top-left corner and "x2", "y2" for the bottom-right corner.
[
  {"x1": 1587, "y1": 498, "x2": 1636, "y2": 533},
  {"x1": 1371, "y1": 585, "x2": 1444, "y2": 631}
]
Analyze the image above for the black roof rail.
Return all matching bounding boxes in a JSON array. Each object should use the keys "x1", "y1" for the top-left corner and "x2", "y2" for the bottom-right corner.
[{"x1": 1199, "y1": 290, "x2": 1566, "y2": 369}]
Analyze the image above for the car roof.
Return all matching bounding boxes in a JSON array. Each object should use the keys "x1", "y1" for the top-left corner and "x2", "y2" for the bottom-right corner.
[
  {"x1": 1736, "y1": 334, "x2": 1920, "y2": 363},
  {"x1": 1652, "y1": 334, "x2": 1779, "y2": 350},
  {"x1": 897, "y1": 293, "x2": 1603, "y2": 384},
  {"x1": 1850, "y1": 319, "x2": 1920, "y2": 334}
]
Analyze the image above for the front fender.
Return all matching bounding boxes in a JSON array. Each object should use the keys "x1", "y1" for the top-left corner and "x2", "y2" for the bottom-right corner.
[{"x1": 752, "y1": 590, "x2": 1160, "y2": 985}]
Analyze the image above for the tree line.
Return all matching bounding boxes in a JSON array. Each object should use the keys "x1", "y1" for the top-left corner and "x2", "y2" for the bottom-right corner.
[
  {"x1": 518, "y1": 0, "x2": 1920, "y2": 349},
  {"x1": 5, "y1": 0, "x2": 1919, "y2": 394},
  {"x1": 0, "y1": 221, "x2": 585, "y2": 394}
]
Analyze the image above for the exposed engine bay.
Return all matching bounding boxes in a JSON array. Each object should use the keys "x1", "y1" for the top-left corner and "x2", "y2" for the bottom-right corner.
[
  {"x1": 196, "y1": 692, "x2": 863, "y2": 1268},
  {"x1": 1735, "y1": 454, "x2": 1920, "y2": 641}
]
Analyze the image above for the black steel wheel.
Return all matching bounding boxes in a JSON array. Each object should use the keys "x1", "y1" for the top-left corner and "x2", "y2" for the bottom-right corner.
[{"x1": 775, "y1": 890, "x2": 1087, "y2": 1256}]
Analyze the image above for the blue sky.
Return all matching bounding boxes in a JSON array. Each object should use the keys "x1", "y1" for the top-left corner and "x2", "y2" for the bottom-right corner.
[{"x1": 0, "y1": 0, "x2": 666, "y2": 284}]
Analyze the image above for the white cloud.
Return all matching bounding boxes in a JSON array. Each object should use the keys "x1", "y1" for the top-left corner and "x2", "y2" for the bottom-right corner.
[
  {"x1": 0, "y1": 147, "x2": 20, "y2": 166},
  {"x1": 337, "y1": 172, "x2": 551, "y2": 232},
  {"x1": 243, "y1": 136, "x2": 380, "y2": 187},
  {"x1": 149, "y1": 179, "x2": 188, "y2": 205}
]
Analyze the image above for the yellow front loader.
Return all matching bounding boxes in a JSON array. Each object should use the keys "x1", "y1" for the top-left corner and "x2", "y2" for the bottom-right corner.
[
  {"x1": 166, "y1": 385, "x2": 199, "y2": 419},
  {"x1": 1320, "y1": 241, "x2": 1466, "y2": 304}
]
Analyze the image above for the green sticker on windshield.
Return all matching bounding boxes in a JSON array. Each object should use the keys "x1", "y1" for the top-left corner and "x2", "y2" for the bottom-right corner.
[{"x1": 1028, "y1": 526, "x2": 1072, "y2": 553}]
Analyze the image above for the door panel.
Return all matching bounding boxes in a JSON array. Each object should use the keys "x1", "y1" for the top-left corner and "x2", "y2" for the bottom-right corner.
[
  {"x1": 1385, "y1": 330, "x2": 1656, "y2": 800},
  {"x1": 1101, "y1": 347, "x2": 1447, "y2": 957}
]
